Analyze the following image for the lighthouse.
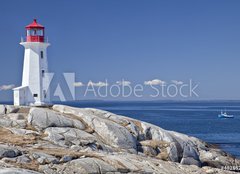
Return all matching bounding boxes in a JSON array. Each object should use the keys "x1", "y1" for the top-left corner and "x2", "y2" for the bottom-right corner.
[{"x1": 13, "y1": 19, "x2": 51, "y2": 106}]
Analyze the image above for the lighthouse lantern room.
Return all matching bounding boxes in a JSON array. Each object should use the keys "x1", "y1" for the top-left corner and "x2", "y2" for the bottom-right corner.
[
  {"x1": 26, "y1": 19, "x2": 45, "y2": 42},
  {"x1": 13, "y1": 19, "x2": 51, "y2": 106}
]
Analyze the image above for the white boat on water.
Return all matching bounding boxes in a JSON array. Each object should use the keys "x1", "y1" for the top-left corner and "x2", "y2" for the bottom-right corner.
[{"x1": 218, "y1": 111, "x2": 234, "y2": 118}]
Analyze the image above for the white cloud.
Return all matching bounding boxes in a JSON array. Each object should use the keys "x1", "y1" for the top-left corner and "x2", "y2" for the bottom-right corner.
[
  {"x1": 116, "y1": 80, "x2": 131, "y2": 86},
  {"x1": 73, "y1": 82, "x2": 84, "y2": 87},
  {"x1": 144, "y1": 79, "x2": 166, "y2": 86},
  {"x1": 87, "y1": 81, "x2": 108, "y2": 87},
  {"x1": 0, "y1": 84, "x2": 15, "y2": 91},
  {"x1": 171, "y1": 80, "x2": 184, "y2": 85}
]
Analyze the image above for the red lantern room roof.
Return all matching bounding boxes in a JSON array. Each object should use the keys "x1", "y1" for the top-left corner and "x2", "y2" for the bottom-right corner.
[{"x1": 25, "y1": 19, "x2": 44, "y2": 29}]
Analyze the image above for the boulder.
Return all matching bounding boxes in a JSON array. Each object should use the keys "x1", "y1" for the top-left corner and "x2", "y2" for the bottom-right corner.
[
  {"x1": 53, "y1": 105, "x2": 137, "y2": 151},
  {"x1": 91, "y1": 117, "x2": 137, "y2": 150},
  {"x1": 7, "y1": 113, "x2": 25, "y2": 120},
  {"x1": 141, "y1": 121, "x2": 175, "y2": 142},
  {"x1": 44, "y1": 127, "x2": 97, "y2": 147},
  {"x1": 101, "y1": 153, "x2": 176, "y2": 173},
  {"x1": 0, "y1": 168, "x2": 41, "y2": 174},
  {"x1": 0, "y1": 119, "x2": 26, "y2": 128},
  {"x1": 0, "y1": 105, "x2": 6, "y2": 115},
  {"x1": 1, "y1": 157, "x2": 17, "y2": 163},
  {"x1": 31, "y1": 152, "x2": 59, "y2": 164},
  {"x1": 199, "y1": 148, "x2": 240, "y2": 169},
  {"x1": 0, "y1": 145, "x2": 21, "y2": 158},
  {"x1": 181, "y1": 157, "x2": 202, "y2": 167},
  {"x1": 12, "y1": 120, "x2": 27, "y2": 128},
  {"x1": 60, "y1": 155, "x2": 73, "y2": 163},
  {"x1": 138, "y1": 145, "x2": 158, "y2": 156},
  {"x1": 16, "y1": 155, "x2": 31, "y2": 163},
  {"x1": 28, "y1": 108, "x2": 85, "y2": 131},
  {"x1": 167, "y1": 142, "x2": 179, "y2": 162},
  {"x1": 43, "y1": 158, "x2": 117, "y2": 174},
  {"x1": 84, "y1": 108, "x2": 130, "y2": 125},
  {"x1": 182, "y1": 144, "x2": 199, "y2": 160},
  {"x1": 0, "y1": 119, "x2": 12, "y2": 127},
  {"x1": 180, "y1": 144, "x2": 201, "y2": 167},
  {"x1": 126, "y1": 121, "x2": 140, "y2": 138},
  {"x1": 5, "y1": 105, "x2": 19, "y2": 114},
  {"x1": 52, "y1": 105, "x2": 80, "y2": 115},
  {"x1": 7, "y1": 128, "x2": 39, "y2": 136}
]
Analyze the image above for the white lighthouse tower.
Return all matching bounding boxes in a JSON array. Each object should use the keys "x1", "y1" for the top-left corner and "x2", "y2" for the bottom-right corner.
[{"x1": 13, "y1": 19, "x2": 51, "y2": 106}]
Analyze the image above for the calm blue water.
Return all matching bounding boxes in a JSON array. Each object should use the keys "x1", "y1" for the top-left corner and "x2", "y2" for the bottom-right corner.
[{"x1": 58, "y1": 100, "x2": 240, "y2": 158}]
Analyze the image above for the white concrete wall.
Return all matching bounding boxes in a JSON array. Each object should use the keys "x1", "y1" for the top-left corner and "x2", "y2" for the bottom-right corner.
[
  {"x1": 13, "y1": 90, "x2": 20, "y2": 106},
  {"x1": 17, "y1": 42, "x2": 50, "y2": 106},
  {"x1": 13, "y1": 86, "x2": 28, "y2": 106},
  {"x1": 41, "y1": 44, "x2": 51, "y2": 103}
]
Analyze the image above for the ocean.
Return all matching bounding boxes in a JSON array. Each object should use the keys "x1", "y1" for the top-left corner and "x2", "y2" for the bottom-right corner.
[{"x1": 60, "y1": 100, "x2": 240, "y2": 158}]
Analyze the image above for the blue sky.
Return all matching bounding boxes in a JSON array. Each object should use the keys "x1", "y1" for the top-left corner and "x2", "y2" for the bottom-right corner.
[{"x1": 0, "y1": 0, "x2": 240, "y2": 101}]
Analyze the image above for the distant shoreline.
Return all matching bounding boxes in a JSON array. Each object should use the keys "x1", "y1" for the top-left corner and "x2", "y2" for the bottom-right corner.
[{"x1": 3, "y1": 99, "x2": 240, "y2": 105}]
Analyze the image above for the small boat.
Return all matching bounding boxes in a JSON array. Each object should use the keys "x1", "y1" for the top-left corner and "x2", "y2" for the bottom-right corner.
[{"x1": 218, "y1": 111, "x2": 234, "y2": 118}]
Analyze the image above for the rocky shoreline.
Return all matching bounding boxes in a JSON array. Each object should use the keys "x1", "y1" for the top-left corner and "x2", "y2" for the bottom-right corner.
[{"x1": 0, "y1": 104, "x2": 239, "y2": 173}]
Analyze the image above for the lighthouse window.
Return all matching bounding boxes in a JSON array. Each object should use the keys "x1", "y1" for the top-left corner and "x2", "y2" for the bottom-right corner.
[
  {"x1": 33, "y1": 94, "x2": 38, "y2": 97},
  {"x1": 42, "y1": 70, "x2": 45, "y2": 77},
  {"x1": 44, "y1": 90, "x2": 47, "y2": 98},
  {"x1": 27, "y1": 30, "x2": 31, "y2": 36},
  {"x1": 38, "y1": 30, "x2": 43, "y2": 36},
  {"x1": 29, "y1": 29, "x2": 37, "y2": 36},
  {"x1": 28, "y1": 29, "x2": 43, "y2": 36},
  {"x1": 40, "y1": 51, "x2": 44, "y2": 58}
]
